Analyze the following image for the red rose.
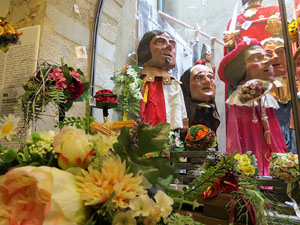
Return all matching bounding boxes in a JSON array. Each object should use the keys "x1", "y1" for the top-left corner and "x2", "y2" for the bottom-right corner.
[{"x1": 67, "y1": 79, "x2": 85, "y2": 100}]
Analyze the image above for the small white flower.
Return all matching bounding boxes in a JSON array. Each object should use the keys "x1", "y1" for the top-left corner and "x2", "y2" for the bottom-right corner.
[
  {"x1": 112, "y1": 211, "x2": 136, "y2": 225},
  {"x1": 154, "y1": 190, "x2": 173, "y2": 217},
  {"x1": 129, "y1": 194, "x2": 155, "y2": 217},
  {"x1": 0, "y1": 114, "x2": 21, "y2": 141}
]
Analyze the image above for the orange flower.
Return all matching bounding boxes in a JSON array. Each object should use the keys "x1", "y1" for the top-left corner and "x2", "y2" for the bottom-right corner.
[{"x1": 77, "y1": 156, "x2": 146, "y2": 208}]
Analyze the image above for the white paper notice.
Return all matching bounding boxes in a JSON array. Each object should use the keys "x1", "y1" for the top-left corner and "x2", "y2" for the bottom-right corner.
[{"x1": 0, "y1": 25, "x2": 40, "y2": 148}]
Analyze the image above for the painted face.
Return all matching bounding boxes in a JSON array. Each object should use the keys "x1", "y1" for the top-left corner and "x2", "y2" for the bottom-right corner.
[
  {"x1": 264, "y1": 43, "x2": 286, "y2": 77},
  {"x1": 205, "y1": 53, "x2": 211, "y2": 62},
  {"x1": 144, "y1": 32, "x2": 176, "y2": 71},
  {"x1": 245, "y1": 47, "x2": 274, "y2": 82},
  {"x1": 190, "y1": 65, "x2": 216, "y2": 102}
]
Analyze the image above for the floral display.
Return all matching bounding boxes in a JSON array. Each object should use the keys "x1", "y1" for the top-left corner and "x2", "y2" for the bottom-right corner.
[
  {"x1": 0, "y1": 17, "x2": 22, "y2": 52},
  {"x1": 269, "y1": 152, "x2": 299, "y2": 182},
  {"x1": 111, "y1": 64, "x2": 143, "y2": 118},
  {"x1": 288, "y1": 19, "x2": 300, "y2": 41},
  {"x1": 169, "y1": 130, "x2": 185, "y2": 152},
  {"x1": 0, "y1": 114, "x2": 202, "y2": 225},
  {"x1": 21, "y1": 61, "x2": 90, "y2": 125},
  {"x1": 239, "y1": 79, "x2": 271, "y2": 103},
  {"x1": 94, "y1": 89, "x2": 118, "y2": 104},
  {"x1": 185, "y1": 124, "x2": 217, "y2": 151},
  {"x1": 234, "y1": 152, "x2": 259, "y2": 176}
]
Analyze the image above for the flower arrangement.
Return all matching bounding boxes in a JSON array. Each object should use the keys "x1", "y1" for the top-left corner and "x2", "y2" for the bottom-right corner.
[
  {"x1": 21, "y1": 61, "x2": 90, "y2": 125},
  {"x1": 0, "y1": 114, "x2": 203, "y2": 225},
  {"x1": 0, "y1": 16, "x2": 22, "y2": 52},
  {"x1": 239, "y1": 79, "x2": 271, "y2": 103},
  {"x1": 169, "y1": 130, "x2": 185, "y2": 152},
  {"x1": 94, "y1": 89, "x2": 118, "y2": 104},
  {"x1": 185, "y1": 124, "x2": 217, "y2": 151},
  {"x1": 111, "y1": 64, "x2": 143, "y2": 119},
  {"x1": 234, "y1": 152, "x2": 259, "y2": 176},
  {"x1": 269, "y1": 152, "x2": 299, "y2": 182},
  {"x1": 288, "y1": 19, "x2": 300, "y2": 41}
]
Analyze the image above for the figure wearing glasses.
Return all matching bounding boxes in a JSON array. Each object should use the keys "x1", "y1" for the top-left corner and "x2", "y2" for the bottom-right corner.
[{"x1": 137, "y1": 30, "x2": 187, "y2": 130}]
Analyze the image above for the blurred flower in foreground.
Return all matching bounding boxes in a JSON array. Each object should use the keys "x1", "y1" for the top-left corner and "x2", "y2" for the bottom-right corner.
[{"x1": 0, "y1": 166, "x2": 87, "y2": 225}]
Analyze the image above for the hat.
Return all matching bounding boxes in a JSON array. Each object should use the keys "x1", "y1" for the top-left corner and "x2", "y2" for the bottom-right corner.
[{"x1": 218, "y1": 38, "x2": 263, "y2": 85}]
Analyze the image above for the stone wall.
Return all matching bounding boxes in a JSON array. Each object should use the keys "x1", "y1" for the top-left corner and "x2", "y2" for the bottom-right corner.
[{"x1": 2, "y1": 0, "x2": 132, "y2": 129}]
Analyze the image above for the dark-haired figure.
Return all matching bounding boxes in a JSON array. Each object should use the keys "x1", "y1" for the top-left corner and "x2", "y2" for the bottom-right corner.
[
  {"x1": 180, "y1": 64, "x2": 220, "y2": 134},
  {"x1": 138, "y1": 30, "x2": 187, "y2": 130},
  {"x1": 218, "y1": 38, "x2": 287, "y2": 175}
]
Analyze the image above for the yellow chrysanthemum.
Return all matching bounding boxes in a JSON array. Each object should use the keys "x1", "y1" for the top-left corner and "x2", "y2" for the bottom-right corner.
[
  {"x1": 0, "y1": 114, "x2": 20, "y2": 141},
  {"x1": 77, "y1": 156, "x2": 146, "y2": 208}
]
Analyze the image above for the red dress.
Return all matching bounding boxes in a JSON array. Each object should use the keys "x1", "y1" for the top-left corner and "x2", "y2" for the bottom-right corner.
[{"x1": 226, "y1": 90, "x2": 287, "y2": 176}]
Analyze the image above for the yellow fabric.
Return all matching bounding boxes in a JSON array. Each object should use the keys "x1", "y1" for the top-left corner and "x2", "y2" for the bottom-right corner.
[
  {"x1": 143, "y1": 84, "x2": 149, "y2": 103},
  {"x1": 269, "y1": 77, "x2": 291, "y2": 104}
]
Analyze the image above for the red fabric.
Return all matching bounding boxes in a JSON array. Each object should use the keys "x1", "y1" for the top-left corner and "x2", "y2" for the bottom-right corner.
[
  {"x1": 139, "y1": 77, "x2": 167, "y2": 126},
  {"x1": 224, "y1": 5, "x2": 279, "y2": 54},
  {"x1": 228, "y1": 5, "x2": 279, "y2": 42},
  {"x1": 218, "y1": 38, "x2": 263, "y2": 84},
  {"x1": 226, "y1": 105, "x2": 287, "y2": 176}
]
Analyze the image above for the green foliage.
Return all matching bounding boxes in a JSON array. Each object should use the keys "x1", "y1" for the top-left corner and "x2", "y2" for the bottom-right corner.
[
  {"x1": 0, "y1": 132, "x2": 58, "y2": 175},
  {"x1": 113, "y1": 122, "x2": 175, "y2": 187},
  {"x1": 55, "y1": 116, "x2": 95, "y2": 134},
  {"x1": 167, "y1": 213, "x2": 204, "y2": 225}
]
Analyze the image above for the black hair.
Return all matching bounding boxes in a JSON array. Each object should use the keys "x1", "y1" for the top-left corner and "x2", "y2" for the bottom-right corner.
[{"x1": 137, "y1": 30, "x2": 174, "y2": 66}]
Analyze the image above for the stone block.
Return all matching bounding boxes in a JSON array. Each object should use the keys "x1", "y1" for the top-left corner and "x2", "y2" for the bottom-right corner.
[
  {"x1": 46, "y1": 4, "x2": 90, "y2": 47},
  {"x1": 114, "y1": 0, "x2": 125, "y2": 7},
  {"x1": 99, "y1": 21, "x2": 117, "y2": 44},
  {"x1": 103, "y1": 0, "x2": 122, "y2": 23},
  {"x1": 96, "y1": 35, "x2": 116, "y2": 62},
  {"x1": 94, "y1": 55, "x2": 115, "y2": 90}
]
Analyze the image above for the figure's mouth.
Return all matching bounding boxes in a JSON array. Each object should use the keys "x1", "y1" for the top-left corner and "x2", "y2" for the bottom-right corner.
[
  {"x1": 272, "y1": 63, "x2": 281, "y2": 68},
  {"x1": 202, "y1": 87, "x2": 212, "y2": 91},
  {"x1": 162, "y1": 53, "x2": 173, "y2": 57}
]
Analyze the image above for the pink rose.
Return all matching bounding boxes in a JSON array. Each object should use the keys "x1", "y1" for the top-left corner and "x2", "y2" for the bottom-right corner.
[
  {"x1": 48, "y1": 68, "x2": 67, "y2": 90},
  {"x1": 0, "y1": 166, "x2": 87, "y2": 225}
]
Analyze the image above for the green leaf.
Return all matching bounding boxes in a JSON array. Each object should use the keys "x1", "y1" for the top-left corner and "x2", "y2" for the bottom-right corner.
[
  {"x1": 31, "y1": 132, "x2": 43, "y2": 143},
  {"x1": 2, "y1": 148, "x2": 18, "y2": 163},
  {"x1": 113, "y1": 124, "x2": 175, "y2": 187}
]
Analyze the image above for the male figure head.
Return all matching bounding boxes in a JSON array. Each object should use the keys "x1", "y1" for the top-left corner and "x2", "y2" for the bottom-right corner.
[
  {"x1": 137, "y1": 30, "x2": 176, "y2": 71},
  {"x1": 190, "y1": 64, "x2": 216, "y2": 102},
  {"x1": 218, "y1": 38, "x2": 274, "y2": 87},
  {"x1": 262, "y1": 38, "x2": 286, "y2": 77}
]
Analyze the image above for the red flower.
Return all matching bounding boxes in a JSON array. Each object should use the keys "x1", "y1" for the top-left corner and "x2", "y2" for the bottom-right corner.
[{"x1": 67, "y1": 79, "x2": 85, "y2": 100}]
